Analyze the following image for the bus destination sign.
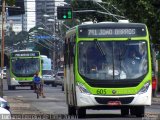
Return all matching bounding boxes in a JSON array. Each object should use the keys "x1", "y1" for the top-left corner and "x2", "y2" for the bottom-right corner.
[
  {"x1": 78, "y1": 27, "x2": 146, "y2": 38},
  {"x1": 12, "y1": 52, "x2": 39, "y2": 57}
]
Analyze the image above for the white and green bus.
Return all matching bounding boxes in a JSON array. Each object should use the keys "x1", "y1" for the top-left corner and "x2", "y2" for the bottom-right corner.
[
  {"x1": 64, "y1": 21, "x2": 152, "y2": 118},
  {"x1": 7, "y1": 50, "x2": 42, "y2": 90}
]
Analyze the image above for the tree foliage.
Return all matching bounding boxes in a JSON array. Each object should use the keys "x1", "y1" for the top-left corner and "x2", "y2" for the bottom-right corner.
[
  {"x1": 68, "y1": 0, "x2": 160, "y2": 44},
  {"x1": 6, "y1": 0, "x2": 16, "y2": 6},
  {"x1": 3, "y1": 31, "x2": 28, "y2": 50},
  {"x1": 102, "y1": 0, "x2": 160, "y2": 42}
]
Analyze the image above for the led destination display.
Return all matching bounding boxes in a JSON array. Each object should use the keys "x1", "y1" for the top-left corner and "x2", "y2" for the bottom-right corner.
[
  {"x1": 78, "y1": 24, "x2": 146, "y2": 38},
  {"x1": 11, "y1": 52, "x2": 39, "y2": 57}
]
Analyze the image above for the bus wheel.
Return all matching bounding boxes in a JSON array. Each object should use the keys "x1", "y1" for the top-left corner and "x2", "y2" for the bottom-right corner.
[
  {"x1": 68, "y1": 105, "x2": 76, "y2": 115},
  {"x1": 8, "y1": 85, "x2": 11, "y2": 90},
  {"x1": 8, "y1": 85, "x2": 15, "y2": 90},
  {"x1": 12, "y1": 86, "x2": 15, "y2": 90},
  {"x1": 30, "y1": 85, "x2": 34, "y2": 90},
  {"x1": 130, "y1": 106, "x2": 144, "y2": 117},
  {"x1": 152, "y1": 90, "x2": 157, "y2": 97},
  {"x1": 52, "y1": 82, "x2": 56, "y2": 87},
  {"x1": 121, "y1": 107, "x2": 129, "y2": 116},
  {"x1": 62, "y1": 85, "x2": 64, "y2": 91},
  {"x1": 130, "y1": 107, "x2": 136, "y2": 116},
  {"x1": 135, "y1": 106, "x2": 144, "y2": 117},
  {"x1": 77, "y1": 108, "x2": 86, "y2": 118}
]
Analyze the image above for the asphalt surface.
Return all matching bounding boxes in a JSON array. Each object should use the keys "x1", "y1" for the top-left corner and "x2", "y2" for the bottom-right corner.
[{"x1": 2, "y1": 79, "x2": 160, "y2": 120}]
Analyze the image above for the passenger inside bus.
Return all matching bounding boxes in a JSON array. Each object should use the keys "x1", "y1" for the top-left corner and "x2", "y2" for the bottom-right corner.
[
  {"x1": 87, "y1": 46, "x2": 104, "y2": 72},
  {"x1": 139, "y1": 43, "x2": 147, "y2": 74},
  {"x1": 123, "y1": 47, "x2": 142, "y2": 78}
]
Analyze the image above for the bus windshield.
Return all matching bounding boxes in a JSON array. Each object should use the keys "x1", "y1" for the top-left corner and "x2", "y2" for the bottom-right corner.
[
  {"x1": 42, "y1": 70, "x2": 53, "y2": 75},
  {"x1": 78, "y1": 40, "x2": 148, "y2": 80},
  {"x1": 11, "y1": 58, "x2": 40, "y2": 77}
]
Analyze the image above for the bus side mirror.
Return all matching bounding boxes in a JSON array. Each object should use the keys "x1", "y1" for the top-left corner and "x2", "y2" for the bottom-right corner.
[{"x1": 41, "y1": 60, "x2": 43, "y2": 64}]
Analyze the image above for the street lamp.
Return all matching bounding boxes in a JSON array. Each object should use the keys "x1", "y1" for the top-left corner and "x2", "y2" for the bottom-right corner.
[
  {"x1": 47, "y1": 19, "x2": 56, "y2": 70},
  {"x1": 32, "y1": 19, "x2": 57, "y2": 70},
  {"x1": 43, "y1": 14, "x2": 64, "y2": 71},
  {"x1": 43, "y1": 15, "x2": 56, "y2": 36},
  {"x1": 29, "y1": 27, "x2": 55, "y2": 47}
]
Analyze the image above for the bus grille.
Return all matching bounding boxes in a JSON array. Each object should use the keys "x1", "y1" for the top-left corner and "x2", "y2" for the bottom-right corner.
[{"x1": 95, "y1": 97, "x2": 134, "y2": 104}]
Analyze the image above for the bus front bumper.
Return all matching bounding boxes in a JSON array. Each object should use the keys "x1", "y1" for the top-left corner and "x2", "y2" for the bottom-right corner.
[
  {"x1": 76, "y1": 86, "x2": 152, "y2": 108},
  {"x1": 10, "y1": 78, "x2": 33, "y2": 86}
]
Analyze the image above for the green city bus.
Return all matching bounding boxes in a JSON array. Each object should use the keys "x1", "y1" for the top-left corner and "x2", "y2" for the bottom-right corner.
[
  {"x1": 7, "y1": 50, "x2": 42, "y2": 90},
  {"x1": 64, "y1": 21, "x2": 152, "y2": 118}
]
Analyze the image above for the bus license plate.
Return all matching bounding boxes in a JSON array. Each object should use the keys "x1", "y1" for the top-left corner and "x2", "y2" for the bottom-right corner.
[{"x1": 107, "y1": 101, "x2": 121, "y2": 106}]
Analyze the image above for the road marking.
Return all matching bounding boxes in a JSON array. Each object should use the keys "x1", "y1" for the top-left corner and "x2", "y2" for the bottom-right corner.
[{"x1": 17, "y1": 96, "x2": 23, "y2": 98}]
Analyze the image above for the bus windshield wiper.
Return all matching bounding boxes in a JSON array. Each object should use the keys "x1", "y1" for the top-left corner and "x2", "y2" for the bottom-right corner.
[
  {"x1": 119, "y1": 38, "x2": 130, "y2": 60},
  {"x1": 94, "y1": 39, "x2": 106, "y2": 58}
]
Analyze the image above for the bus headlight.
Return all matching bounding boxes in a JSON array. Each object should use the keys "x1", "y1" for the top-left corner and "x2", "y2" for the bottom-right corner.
[
  {"x1": 138, "y1": 81, "x2": 150, "y2": 94},
  {"x1": 11, "y1": 78, "x2": 19, "y2": 85},
  {"x1": 77, "y1": 83, "x2": 91, "y2": 95}
]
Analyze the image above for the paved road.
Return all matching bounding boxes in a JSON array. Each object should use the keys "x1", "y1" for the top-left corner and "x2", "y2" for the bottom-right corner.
[{"x1": 3, "y1": 83, "x2": 160, "y2": 120}]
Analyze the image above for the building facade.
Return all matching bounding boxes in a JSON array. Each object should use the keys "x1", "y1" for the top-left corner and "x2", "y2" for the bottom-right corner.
[
  {"x1": 35, "y1": 0, "x2": 55, "y2": 33},
  {"x1": 6, "y1": 0, "x2": 36, "y2": 34},
  {"x1": 4, "y1": 0, "x2": 65, "y2": 35}
]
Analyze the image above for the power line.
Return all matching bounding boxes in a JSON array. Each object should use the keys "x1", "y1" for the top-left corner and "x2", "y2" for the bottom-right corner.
[{"x1": 73, "y1": 10, "x2": 125, "y2": 19}]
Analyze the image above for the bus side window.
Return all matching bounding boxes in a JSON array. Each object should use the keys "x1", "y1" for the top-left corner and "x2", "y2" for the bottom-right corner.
[
  {"x1": 70, "y1": 42, "x2": 75, "y2": 58},
  {"x1": 64, "y1": 38, "x2": 70, "y2": 67},
  {"x1": 64, "y1": 39, "x2": 67, "y2": 67},
  {"x1": 69, "y1": 35, "x2": 75, "y2": 64}
]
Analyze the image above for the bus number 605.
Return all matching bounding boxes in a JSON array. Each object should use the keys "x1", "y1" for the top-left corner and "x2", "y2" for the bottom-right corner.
[{"x1": 97, "y1": 89, "x2": 107, "y2": 95}]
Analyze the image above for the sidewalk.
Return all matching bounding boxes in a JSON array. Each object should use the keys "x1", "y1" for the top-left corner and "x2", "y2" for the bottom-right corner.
[
  {"x1": 3, "y1": 80, "x2": 42, "y2": 114},
  {"x1": 3, "y1": 96, "x2": 43, "y2": 114},
  {"x1": 3, "y1": 96, "x2": 52, "y2": 120},
  {"x1": 152, "y1": 93, "x2": 160, "y2": 104}
]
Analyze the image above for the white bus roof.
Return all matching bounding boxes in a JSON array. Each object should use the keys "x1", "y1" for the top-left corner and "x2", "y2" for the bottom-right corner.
[{"x1": 41, "y1": 55, "x2": 48, "y2": 58}]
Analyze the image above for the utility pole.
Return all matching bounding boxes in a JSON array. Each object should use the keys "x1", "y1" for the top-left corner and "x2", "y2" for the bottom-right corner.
[
  {"x1": 0, "y1": 0, "x2": 5, "y2": 97},
  {"x1": 53, "y1": 6, "x2": 56, "y2": 71}
]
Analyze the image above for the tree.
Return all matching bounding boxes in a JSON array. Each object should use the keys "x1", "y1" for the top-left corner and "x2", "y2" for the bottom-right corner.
[
  {"x1": 15, "y1": 31, "x2": 29, "y2": 49},
  {"x1": 102, "y1": 0, "x2": 160, "y2": 43},
  {"x1": 28, "y1": 26, "x2": 54, "y2": 57},
  {"x1": 69, "y1": 0, "x2": 160, "y2": 44}
]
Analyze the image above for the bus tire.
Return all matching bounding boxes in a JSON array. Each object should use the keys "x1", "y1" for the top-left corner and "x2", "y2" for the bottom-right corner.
[
  {"x1": 8, "y1": 85, "x2": 15, "y2": 90},
  {"x1": 8, "y1": 85, "x2": 12, "y2": 90},
  {"x1": 77, "y1": 108, "x2": 86, "y2": 118},
  {"x1": 152, "y1": 90, "x2": 157, "y2": 97},
  {"x1": 68, "y1": 105, "x2": 76, "y2": 115},
  {"x1": 121, "y1": 107, "x2": 129, "y2": 116},
  {"x1": 52, "y1": 82, "x2": 56, "y2": 87},
  {"x1": 62, "y1": 85, "x2": 64, "y2": 91},
  {"x1": 130, "y1": 106, "x2": 144, "y2": 117},
  {"x1": 135, "y1": 106, "x2": 145, "y2": 117},
  {"x1": 130, "y1": 107, "x2": 136, "y2": 116},
  {"x1": 30, "y1": 85, "x2": 34, "y2": 90},
  {"x1": 12, "y1": 86, "x2": 16, "y2": 90}
]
